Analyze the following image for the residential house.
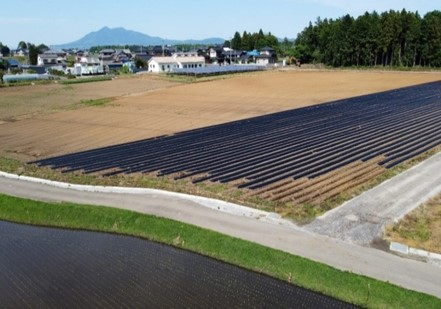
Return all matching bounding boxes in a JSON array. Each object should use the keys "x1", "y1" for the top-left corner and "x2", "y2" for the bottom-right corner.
[
  {"x1": 6, "y1": 58, "x2": 21, "y2": 69},
  {"x1": 69, "y1": 56, "x2": 103, "y2": 75},
  {"x1": 208, "y1": 46, "x2": 224, "y2": 63},
  {"x1": 99, "y1": 49, "x2": 116, "y2": 63},
  {"x1": 239, "y1": 50, "x2": 260, "y2": 64},
  {"x1": 152, "y1": 46, "x2": 172, "y2": 57},
  {"x1": 22, "y1": 65, "x2": 47, "y2": 74},
  {"x1": 148, "y1": 57, "x2": 178, "y2": 73},
  {"x1": 178, "y1": 56, "x2": 206, "y2": 69},
  {"x1": 12, "y1": 48, "x2": 28, "y2": 57},
  {"x1": 133, "y1": 52, "x2": 151, "y2": 63},
  {"x1": 74, "y1": 50, "x2": 86, "y2": 62},
  {"x1": 222, "y1": 48, "x2": 245, "y2": 64},
  {"x1": 256, "y1": 47, "x2": 277, "y2": 65},
  {"x1": 37, "y1": 50, "x2": 67, "y2": 66},
  {"x1": 173, "y1": 51, "x2": 199, "y2": 58},
  {"x1": 114, "y1": 49, "x2": 132, "y2": 62},
  {"x1": 148, "y1": 55, "x2": 205, "y2": 73}
]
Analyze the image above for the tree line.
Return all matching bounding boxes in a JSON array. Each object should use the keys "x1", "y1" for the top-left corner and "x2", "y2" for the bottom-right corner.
[
  {"x1": 229, "y1": 29, "x2": 280, "y2": 51},
  {"x1": 294, "y1": 9, "x2": 441, "y2": 67}
]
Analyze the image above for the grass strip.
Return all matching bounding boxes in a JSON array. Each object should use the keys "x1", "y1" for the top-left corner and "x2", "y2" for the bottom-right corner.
[
  {"x1": 61, "y1": 76, "x2": 112, "y2": 85},
  {"x1": 384, "y1": 193, "x2": 441, "y2": 253},
  {"x1": 0, "y1": 194, "x2": 439, "y2": 308},
  {"x1": 79, "y1": 97, "x2": 115, "y2": 107}
]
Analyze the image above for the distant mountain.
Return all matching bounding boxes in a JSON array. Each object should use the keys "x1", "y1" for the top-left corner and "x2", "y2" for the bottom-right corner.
[{"x1": 53, "y1": 27, "x2": 225, "y2": 49}]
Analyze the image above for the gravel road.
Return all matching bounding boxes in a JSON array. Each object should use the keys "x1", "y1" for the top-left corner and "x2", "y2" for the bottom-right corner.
[{"x1": 305, "y1": 152, "x2": 441, "y2": 246}]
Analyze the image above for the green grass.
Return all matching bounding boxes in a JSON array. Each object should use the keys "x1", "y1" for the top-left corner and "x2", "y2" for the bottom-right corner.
[
  {"x1": 60, "y1": 76, "x2": 113, "y2": 85},
  {"x1": 0, "y1": 194, "x2": 439, "y2": 308},
  {"x1": 0, "y1": 79, "x2": 54, "y2": 88},
  {"x1": 79, "y1": 97, "x2": 115, "y2": 107}
]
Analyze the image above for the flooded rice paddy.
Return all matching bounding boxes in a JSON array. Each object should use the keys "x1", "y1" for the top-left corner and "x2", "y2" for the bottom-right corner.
[{"x1": 0, "y1": 221, "x2": 356, "y2": 308}]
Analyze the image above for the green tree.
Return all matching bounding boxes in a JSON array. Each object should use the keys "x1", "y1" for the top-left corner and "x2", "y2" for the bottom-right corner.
[
  {"x1": 231, "y1": 31, "x2": 242, "y2": 50},
  {"x1": 37, "y1": 44, "x2": 49, "y2": 52},
  {"x1": 404, "y1": 11, "x2": 422, "y2": 67},
  {"x1": 0, "y1": 58, "x2": 7, "y2": 83},
  {"x1": 292, "y1": 9, "x2": 441, "y2": 68},
  {"x1": 421, "y1": 11, "x2": 441, "y2": 67},
  {"x1": 241, "y1": 31, "x2": 251, "y2": 50},
  {"x1": 294, "y1": 22, "x2": 319, "y2": 63},
  {"x1": 134, "y1": 57, "x2": 147, "y2": 68},
  {"x1": 0, "y1": 43, "x2": 10, "y2": 56},
  {"x1": 119, "y1": 65, "x2": 130, "y2": 74},
  {"x1": 280, "y1": 37, "x2": 294, "y2": 57},
  {"x1": 0, "y1": 59, "x2": 7, "y2": 70},
  {"x1": 27, "y1": 43, "x2": 45, "y2": 65},
  {"x1": 17, "y1": 41, "x2": 27, "y2": 50}
]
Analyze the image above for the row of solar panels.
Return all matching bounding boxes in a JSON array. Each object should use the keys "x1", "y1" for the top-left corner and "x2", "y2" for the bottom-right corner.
[
  {"x1": 33, "y1": 81, "x2": 441, "y2": 194},
  {"x1": 171, "y1": 65, "x2": 266, "y2": 76}
]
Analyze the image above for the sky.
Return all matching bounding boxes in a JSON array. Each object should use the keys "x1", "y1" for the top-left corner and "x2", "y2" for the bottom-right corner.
[{"x1": 0, "y1": 0, "x2": 439, "y2": 48}]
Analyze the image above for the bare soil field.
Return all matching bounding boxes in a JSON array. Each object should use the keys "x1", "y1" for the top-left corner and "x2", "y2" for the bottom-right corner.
[
  {"x1": 1, "y1": 70, "x2": 440, "y2": 162},
  {"x1": 0, "y1": 75, "x2": 178, "y2": 122}
]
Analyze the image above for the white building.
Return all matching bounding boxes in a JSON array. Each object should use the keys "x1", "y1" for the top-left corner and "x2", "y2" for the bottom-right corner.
[
  {"x1": 148, "y1": 57, "x2": 179, "y2": 73},
  {"x1": 66, "y1": 56, "x2": 103, "y2": 76},
  {"x1": 37, "y1": 50, "x2": 67, "y2": 66},
  {"x1": 148, "y1": 55, "x2": 205, "y2": 73}
]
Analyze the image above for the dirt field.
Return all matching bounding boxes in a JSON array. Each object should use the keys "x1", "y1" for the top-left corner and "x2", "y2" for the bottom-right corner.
[
  {"x1": 0, "y1": 75, "x2": 178, "y2": 122},
  {"x1": 1, "y1": 70, "x2": 440, "y2": 162}
]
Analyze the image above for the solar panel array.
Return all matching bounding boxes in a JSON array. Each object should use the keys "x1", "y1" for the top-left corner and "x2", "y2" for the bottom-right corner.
[
  {"x1": 171, "y1": 65, "x2": 265, "y2": 76},
  {"x1": 33, "y1": 81, "x2": 441, "y2": 203}
]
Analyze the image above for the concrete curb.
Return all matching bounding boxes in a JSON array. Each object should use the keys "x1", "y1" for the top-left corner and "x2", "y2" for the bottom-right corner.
[
  {"x1": 0, "y1": 171, "x2": 298, "y2": 229},
  {"x1": 390, "y1": 241, "x2": 441, "y2": 267}
]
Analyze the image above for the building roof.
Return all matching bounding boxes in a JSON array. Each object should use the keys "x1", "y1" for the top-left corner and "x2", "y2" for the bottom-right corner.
[
  {"x1": 100, "y1": 49, "x2": 115, "y2": 54},
  {"x1": 247, "y1": 50, "x2": 260, "y2": 57},
  {"x1": 43, "y1": 49, "x2": 66, "y2": 56},
  {"x1": 149, "y1": 56, "x2": 205, "y2": 65},
  {"x1": 149, "y1": 57, "x2": 178, "y2": 64},
  {"x1": 177, "y1": 56, "x2": 205, "y2": 63},
  {"x1": 25, "y1": 65, "x2": 47, "y2": 74},
  {"x1": 6, "y1": 58, "x2": 21, "y2": 67},
  {"x1": 261, "y1": 46, "x2": 275, "y2": 51},
  {"x1": 38, "y1": 54, "x2": 58, "y2": 59}
]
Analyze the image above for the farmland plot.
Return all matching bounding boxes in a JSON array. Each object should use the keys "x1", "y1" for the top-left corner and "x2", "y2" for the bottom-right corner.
[
  {"x1": 1, "y1": 221, "x2": 355, "y2": 308},
  {"x1": 33, "y1": 81, "x2": 441, "y2": 206}
]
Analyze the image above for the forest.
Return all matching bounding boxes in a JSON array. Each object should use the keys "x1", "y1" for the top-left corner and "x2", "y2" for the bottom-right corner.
[{"x1": 293, "y1": 10, "x2": 441, "y2": 67}]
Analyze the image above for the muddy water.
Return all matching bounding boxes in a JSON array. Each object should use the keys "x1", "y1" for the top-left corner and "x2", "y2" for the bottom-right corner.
[{"x1": 0, "y1": 221, "x2": 356, "y2": 308}]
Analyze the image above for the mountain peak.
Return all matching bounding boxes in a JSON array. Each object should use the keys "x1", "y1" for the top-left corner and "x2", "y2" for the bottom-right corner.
[{"x1": 53, "y1": 27, "x2": 225, "y2": 49}]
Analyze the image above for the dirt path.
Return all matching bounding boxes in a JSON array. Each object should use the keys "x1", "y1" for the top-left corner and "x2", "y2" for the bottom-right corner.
[
  {"x1": 1, "y1": 172, "x2": 441, "y2": 298},
  {"x1": 305, "y1": 152, "x2": 441, "y2": 246}
]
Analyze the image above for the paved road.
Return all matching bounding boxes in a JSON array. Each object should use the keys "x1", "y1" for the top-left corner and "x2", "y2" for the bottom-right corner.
[
  {"x1": 1, "y1": 172, "x2": 441, "y2": 298},
  {"x1": 305, "y1": 152, "x2": 441, "y2": 246}
]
